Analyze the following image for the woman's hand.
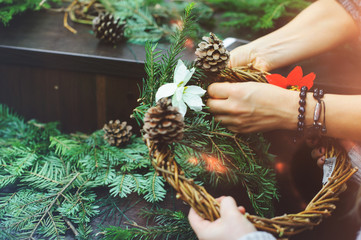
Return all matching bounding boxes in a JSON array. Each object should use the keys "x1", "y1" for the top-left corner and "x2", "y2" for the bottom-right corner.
[
  {"x1": 311, "y1": 140, "x2": 357, "y2": 168},
  {"x1": 188, "y1": 196, "x2": 255, "y2": 240},
  {"x1": 228, "y1": 44, "x2": 271, "y2": 72},
  {"x1": 206, "y1": 82, "x2": 299, "y2": 133}
]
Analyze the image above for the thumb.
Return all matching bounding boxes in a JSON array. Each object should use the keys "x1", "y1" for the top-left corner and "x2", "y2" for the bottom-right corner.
[{"x1": 220, "y1": 196, "x2": 239, "y2": 218}]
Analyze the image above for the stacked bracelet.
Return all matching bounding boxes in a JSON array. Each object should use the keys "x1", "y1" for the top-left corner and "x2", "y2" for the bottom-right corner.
[
  {"x1": 313, "y1": 88, "x2": 327, "y2": 134},
  {"x1": 295, "y1": 86, "x2": 308, "y2": 142}
]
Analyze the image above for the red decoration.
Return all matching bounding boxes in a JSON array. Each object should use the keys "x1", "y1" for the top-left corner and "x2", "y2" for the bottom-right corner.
[{"x1": 266, "y1": 66, "x2": 315, "y2": 90}]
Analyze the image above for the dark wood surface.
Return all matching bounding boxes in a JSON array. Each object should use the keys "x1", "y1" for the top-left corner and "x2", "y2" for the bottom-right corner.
[
  {"x1": 0, "y1": 9, "x2": 152, "y2": 133},
  {"x1": 0, "y1": 9, "x2": 146, "y2": 75}
]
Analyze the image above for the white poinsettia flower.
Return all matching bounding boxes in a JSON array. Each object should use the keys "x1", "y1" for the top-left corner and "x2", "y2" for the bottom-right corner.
[{"x1": 155, "y1": 60, "x2": 206, "y2": 116}]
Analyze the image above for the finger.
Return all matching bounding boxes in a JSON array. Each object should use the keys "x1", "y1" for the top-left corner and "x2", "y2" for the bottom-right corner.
[
  {"x1": 213, "y1": 114, "x2": 240, "y2": 125},
  {"x1": 317, "y1": 156, "x2": 326, "y2": 168},
  {"x1": 215, "y1": 196, "x2": 226, "y2": 204},
  {"x1": 227, "y1": 126, "x2": 241, "y2": 133},
  {"x1": 220, "y1": 196, "x2": 239, "y2": 218},
  {"x1": 311, "y1": 147, "x2": 325, "y2": 160},
  {"x1": 188, "y1": 207, "x2": 210, "y2": 231},
  {"x1": 208, "y1": 83, "x2": 233, "y2": 99},
  {"x1": 207, "y1": 99, "x2": 233, "y2": 114},
  {"x1": 339, "y1": 139, "x2": 356, "y2": 152},
  {"x1": 238, "y1": 206, "x2": 246, "y2": 215}
]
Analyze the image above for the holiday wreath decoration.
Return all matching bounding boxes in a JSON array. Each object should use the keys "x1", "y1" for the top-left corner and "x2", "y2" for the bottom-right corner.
[{"x1": 133, "y1": 4, "x2": 357, "y2": 238}]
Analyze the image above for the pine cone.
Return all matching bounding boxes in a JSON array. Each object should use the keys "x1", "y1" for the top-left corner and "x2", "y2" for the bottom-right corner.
[
  {"x1": 143, "y1": 98, "x2": 184, "y2": 144},
  {"x1": 195, "y1": 32, "x2": 230, "y2": 73},
  {"x1": 103, "y1": 120, "x2": 132, "y2": 147},
  {"x1": 92, "y1": 13, "x2": 126, "y2": 44}
]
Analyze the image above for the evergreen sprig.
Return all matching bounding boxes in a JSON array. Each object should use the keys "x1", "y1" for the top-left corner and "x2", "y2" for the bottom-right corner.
[
  {"x1": 204, "y1": 0, "x2": 311, "y2": 32},
  {"x1": 98, "y1": 0, "x2": 211, "y2": 44},
  {"x1": 103, "y1": 208, "x2": 197, "y2": 240},
  {"x1": 0, "y1": 104, "x2": 167, "y2": 239},
  {"x1": 133, "y1": 2, "x2": 195, "y2": 124},
  {"x1": 0, "y1": 0, "x2": 60, "y2": 26}
]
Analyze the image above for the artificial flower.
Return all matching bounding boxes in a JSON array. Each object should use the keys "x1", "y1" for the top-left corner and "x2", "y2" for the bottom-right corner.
[
  {"x1": 155, "y1": 59, "x2": 206, "y2": 116},
  {"x1": 266, "y1": 66, "x2": 315, "y2": 90}
]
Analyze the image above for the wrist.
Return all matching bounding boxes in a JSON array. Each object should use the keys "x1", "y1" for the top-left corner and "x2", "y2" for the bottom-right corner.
[
  {"x1": 304, "y1": 92, "x2": 319, "y2": 128},
  {"x1": 246, "y1": 35, "x2": 294, "y2": 72},
  {"x1": 284, "y1": 90, "x2": 318, "y2": 131}
]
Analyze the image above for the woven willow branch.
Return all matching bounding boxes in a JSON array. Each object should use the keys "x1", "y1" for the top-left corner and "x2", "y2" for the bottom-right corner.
[
  {"x1": 146, "y1": 139, "x2": 220, "y2": 221},
  {"x1": 145, "y1": 66, "x2": 357, "y2": 238},
  {"x1": 210, "y1": 65, "x2": 269, "y2": 83},
  {"x1": 246, "y1": 139, "x2": 357, "y2": 238}
]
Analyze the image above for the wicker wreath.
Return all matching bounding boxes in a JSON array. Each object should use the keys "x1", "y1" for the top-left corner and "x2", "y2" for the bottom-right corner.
[{"x1": 144, "y1": 66, "x2": 358, "y2": 239}]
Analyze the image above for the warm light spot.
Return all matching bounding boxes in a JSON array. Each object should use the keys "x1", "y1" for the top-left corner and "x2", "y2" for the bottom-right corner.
[
  {"x1": 170, "y1": 19, "x2": 183, "y2": 28},
  {"x1": 202, "y1": 154, "x2": 227, "y2": 173},
  {"x1": 188, "y1": 157, "x2": 199, "y2": 165},
  {"x1": 275, "y1": 162, "x2": 285, "y2": 174},
  {"x1": 188, "y1": 154, "x2": 227, "y2": 173},
  {"x1": 300, "y1": 201, "x2": 307, "y2": 209},
  {"x1": 184, "y1": 38, "x2": 194, "y2": 49}
]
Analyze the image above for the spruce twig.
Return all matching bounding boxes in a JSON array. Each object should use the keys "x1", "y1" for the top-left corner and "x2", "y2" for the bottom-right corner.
[{"x1": 28, "y1": 173, "x2": 80, "y2": 239}]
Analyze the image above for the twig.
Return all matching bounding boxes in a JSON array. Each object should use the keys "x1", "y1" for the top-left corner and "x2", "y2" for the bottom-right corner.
[
  {"x1": 125, "y1": 220, "x2": 150, "y2": 231},
  {"x1": 61, "y1": 215, "x2": 79, "y2": 236},
  {"x1": 64, "y1": 0, "x2": 78, "y2": 34},
  {"x1": 28, "y1": 173, "x2": 80, "y2": 238},
  {"x1": 39, "y1": 0, "x2": 47, "y2": 7},
  {"x1": 84, "y1": 0, "x2": 97, "y2": 13}
]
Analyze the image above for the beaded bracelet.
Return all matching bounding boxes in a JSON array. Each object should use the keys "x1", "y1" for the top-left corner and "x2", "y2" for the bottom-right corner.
[
  {"x1": 295, "y1": 86, "x2": 308, "y2": 142},
  {"x1": 313, "y1": 88, "x2": 327, "y2": 134}
]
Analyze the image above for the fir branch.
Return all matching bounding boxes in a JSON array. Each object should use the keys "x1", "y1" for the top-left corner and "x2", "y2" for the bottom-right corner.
[
  {"x1": 0, "y1": 0, "x2": 60, "y2": 26},
  {"x1": 142, "y1": 171, "x2": 166, "y2": 202},
  {"x1": 133, "y1": 2, "x2": 196, "y2": 123},
  {"x1": 104, "y1": 208, "x2": 197, "y2": 240},
  {"x1": 22, "y1": 156, "x2": 66, "y2": 190},
  {"x1": 28, "y1": 172, "x2": 80, "y2": 239},
  {"x1": 205, "y1": 0, "x2": 310, "y2": 32},
  {"x1": 109, "y1": 174, "x2": 139, "y2": 198},
  {"x1": 0, "y1": 104, "x2": 163, "y2": 239},
  {"x1": 49, "y1": 136, "x2": 82, "y2": 157}
]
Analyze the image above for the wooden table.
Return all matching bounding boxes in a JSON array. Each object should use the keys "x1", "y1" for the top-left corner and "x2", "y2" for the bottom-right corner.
[{"x1": 0, "y1": 9, "x2": 153, "y2": 133}]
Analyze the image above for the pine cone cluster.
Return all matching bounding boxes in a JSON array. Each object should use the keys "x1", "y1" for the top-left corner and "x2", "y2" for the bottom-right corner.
[
  {"x1": 103, "y1": 120, "x2": 132, "y2": 147},
  {"x1": 92, "y1": 13, "x2": 126, "y2": 44},
  {"x1": 143, "y1": 98, "x2": 184, "y2": 144},
  {"x1": 195, "y1": 32, "x2": 230, "y2": 73}
]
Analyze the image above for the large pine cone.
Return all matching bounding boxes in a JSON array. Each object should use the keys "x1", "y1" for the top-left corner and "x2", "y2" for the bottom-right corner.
[
  {"x1": 143, "y1": 98, "x2": 184, "y2": 144},
  {"x1": 103, "y1": 120, "x2": 132, "y2": 147},
  {"x1": 92, "y1": 13, "x2": 126, "y2": 44},
  {"x1": 195, "y1": 32, "x2": 230, "y2": 73}
]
